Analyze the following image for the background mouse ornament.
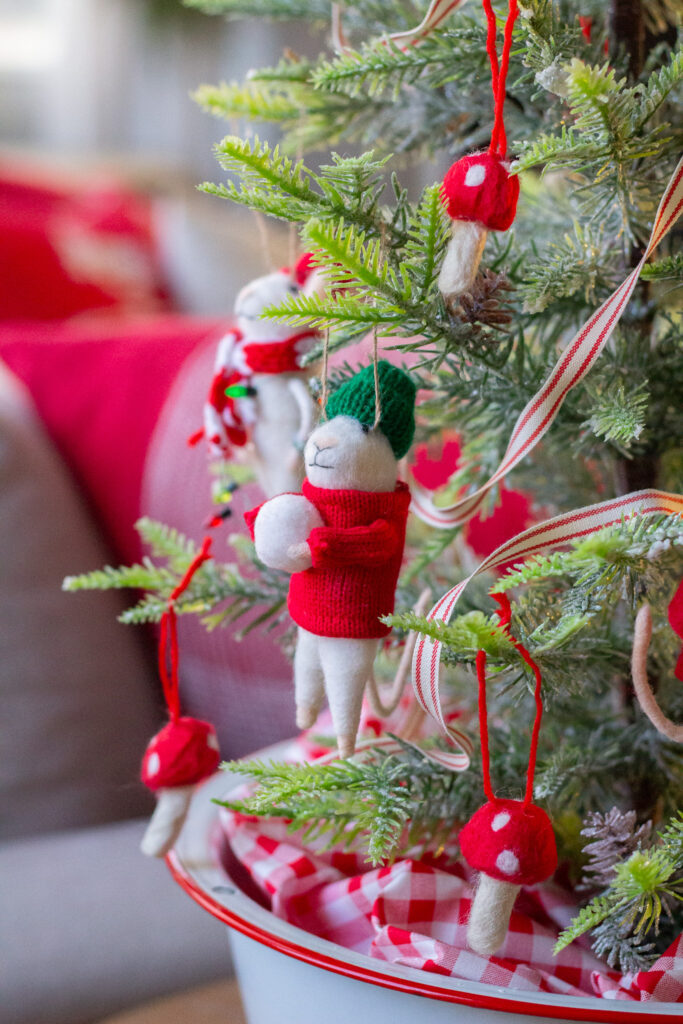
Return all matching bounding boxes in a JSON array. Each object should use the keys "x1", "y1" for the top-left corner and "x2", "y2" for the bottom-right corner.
[
  {"x1": 245, "y1": 360, "x2": 416, "y2": 758},
  {"x1": 197, "y1": 253, "x2": 322, "y2": 497}
]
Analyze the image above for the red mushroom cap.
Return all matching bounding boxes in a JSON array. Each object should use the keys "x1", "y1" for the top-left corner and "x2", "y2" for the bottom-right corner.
[
  {"x1": 441, "y1": 153, "x2": 519, "y2": 232},
  {"x1": 459, "y1": 798, "x2": 557, "y2": 886},
  {"x1": 141, "y1": 716, "x2": 220, "y2": 792}
]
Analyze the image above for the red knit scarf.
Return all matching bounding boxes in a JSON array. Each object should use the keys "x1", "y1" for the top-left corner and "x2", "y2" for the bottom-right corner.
[
  {"x1": 202, "y1": 330, "x2": 318, "y2": 450},
  {"x1": 241, "y1": 330, "x2": 317, "y2": 374}
]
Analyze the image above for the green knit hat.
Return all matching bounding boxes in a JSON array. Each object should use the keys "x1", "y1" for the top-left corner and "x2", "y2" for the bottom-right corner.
[{"x1": 325, "y1": 360, "x2": 416, "y2": 459}]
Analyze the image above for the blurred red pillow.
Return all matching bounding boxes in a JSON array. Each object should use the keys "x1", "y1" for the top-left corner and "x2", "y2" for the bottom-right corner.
[
  {"x1": 0, "y1": 166, "x2": 171, "y2": 320},
  {"x1": 0, "y1": 316, "x2": 222, "y2": 562},
  {"x1": 411, "y1": 433, "x2": 533, "y2": 566}
]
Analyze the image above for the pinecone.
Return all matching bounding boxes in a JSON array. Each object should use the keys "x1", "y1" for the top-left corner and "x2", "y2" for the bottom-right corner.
[
  {"x1": 446, "y1": 270, "x2": 514, "y2": 330},
  {"x1": 579, "y1": 807, "x2": 653, "y2": 890}
]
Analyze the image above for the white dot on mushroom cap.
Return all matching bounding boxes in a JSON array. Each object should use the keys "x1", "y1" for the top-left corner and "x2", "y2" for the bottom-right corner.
[
  {"x1": 465, "y1": 164, "x2": 487, "y2": 187},
  {"x1": 491, "y1": 811, "x2": 511, "y2": 831},
  {"x1": 147, "y1": 751, "x2": 161, "y2": 777},
  {"x1": 207, "y1": 733, "x2": 219, "y2": 751},
  {"x1": 495, "y1": 850, "x2": 520, "y2": 875}
]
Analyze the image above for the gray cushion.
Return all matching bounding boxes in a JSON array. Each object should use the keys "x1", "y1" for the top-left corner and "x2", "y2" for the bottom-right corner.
[
  {"x1": 0, "y1": 364, "x2": 159, "y2": 839},
  {"x1": 0, "y1": 819, "x2": 230, "y2": 1024}
]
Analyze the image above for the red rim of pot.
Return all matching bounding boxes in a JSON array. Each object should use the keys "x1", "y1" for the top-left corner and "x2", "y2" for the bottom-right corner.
[{"x1": 166, "y1": 773, "x2": 676, "y2": 1023}]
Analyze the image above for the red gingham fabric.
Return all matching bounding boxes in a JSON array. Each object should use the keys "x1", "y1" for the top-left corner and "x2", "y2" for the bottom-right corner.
[{"x1": 220, "y1": 730, "x2": 683, "y2": 1003}]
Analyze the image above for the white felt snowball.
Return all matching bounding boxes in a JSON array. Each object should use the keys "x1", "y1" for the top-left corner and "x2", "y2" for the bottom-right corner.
[{"x1": 253, "y1": 493, "x2": 324, "y2": 573}]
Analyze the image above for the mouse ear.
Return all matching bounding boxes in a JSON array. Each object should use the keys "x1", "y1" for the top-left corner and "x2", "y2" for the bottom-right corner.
[
  {"x1": 293, "y1": 252, "x2": 316, "y2": 286},
  {"x1": 296, "y1": 253, "x2": 330, "y2": 301}
]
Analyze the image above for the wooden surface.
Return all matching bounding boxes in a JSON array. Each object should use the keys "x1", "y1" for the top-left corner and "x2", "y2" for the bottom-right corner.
[{"x1": 98, "y1": 978, "x2": 247, "y2": 1024}]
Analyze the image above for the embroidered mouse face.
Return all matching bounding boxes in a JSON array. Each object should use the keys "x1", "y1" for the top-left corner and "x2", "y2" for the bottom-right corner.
[{"x1": 304, "y1": 415, "x2": 398, "y2": 492}]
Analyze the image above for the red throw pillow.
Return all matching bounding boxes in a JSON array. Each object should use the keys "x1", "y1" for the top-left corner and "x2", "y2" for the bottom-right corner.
[
  {"x1": 0, "y1": 316, "x2": 223, "y2": 562},
  {"x1": 0, "y1": 165, "x2": 171, "y2": 320}
]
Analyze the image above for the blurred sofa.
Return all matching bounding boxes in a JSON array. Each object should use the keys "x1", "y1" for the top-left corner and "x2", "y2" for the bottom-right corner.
[{"x1": 0, "y1": 166, "x2": 298, "y2": 1024}]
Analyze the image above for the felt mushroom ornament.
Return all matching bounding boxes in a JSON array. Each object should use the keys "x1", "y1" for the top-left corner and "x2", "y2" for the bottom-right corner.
[
  {"x1": 460, "y1": 798, "x2": 557, "y2": 955},
  {"x1": 438, "y1": 152, "x2": 519, "y2": 297},
  {"x1": 139, "y1": 538, "x2": 221, "y2": 858},
  {"x1": 140, "y1": 716, "x2": 220, "y2": 857},
  {"x1": 438, "y1": 0, "x2": 520, "y2": 298},
  {"x1": 460, "y1": 594, "x2": 557, "y2": 954}
]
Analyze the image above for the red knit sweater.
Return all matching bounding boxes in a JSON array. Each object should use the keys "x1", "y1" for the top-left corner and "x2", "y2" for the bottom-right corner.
[{"x1": 246, "y1": 479, "x2": 411, "y2": 639}]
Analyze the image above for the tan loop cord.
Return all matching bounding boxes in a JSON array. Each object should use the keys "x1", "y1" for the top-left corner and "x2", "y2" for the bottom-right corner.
[
  {"x1": 372, "y1": 323, "x2": 381, "y2": 428},
  {"x1": 320, "y1": 327, "x2": 330, "y2": 419}
]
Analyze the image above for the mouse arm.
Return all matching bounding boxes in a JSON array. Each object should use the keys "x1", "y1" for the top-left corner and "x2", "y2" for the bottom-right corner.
[
  {"x1": 308, "y1": 520, "x2": 400, "y2": 569},
  {"x1": 287, "y1": 376, "x2": 314, "y2": 447},
  {"x1": 213, "y1": 329, "x2": 240, "y2": 372}
]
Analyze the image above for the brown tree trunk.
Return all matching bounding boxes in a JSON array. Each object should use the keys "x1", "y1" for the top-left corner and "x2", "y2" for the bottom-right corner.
[{"x1": 609, "y1": 0, "x2": 645, "y2": 79}]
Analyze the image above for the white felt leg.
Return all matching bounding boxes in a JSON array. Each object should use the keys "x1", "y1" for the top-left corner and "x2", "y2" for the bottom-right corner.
[
  {"x1": 294, "y1": 627, "x2": 325, "y2": 730},
  {"x1": 318, "y1": 637, "x2": 378, "y2": 759}
]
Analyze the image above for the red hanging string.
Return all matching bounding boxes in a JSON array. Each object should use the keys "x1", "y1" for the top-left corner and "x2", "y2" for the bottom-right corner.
[
  {"x1": 482, "y1": 0, "x2": 519, "y2": 159},
  {"x1": 476, "y1": 649, "x2": 496, "y2": 802},
  {"x1": 476, "y1": 591, "x2": 545, "y2": 808},
  {"x1": 482, "y1": 0, "x2": 500, "y2": 99},
  {"x1": 158, "y1": 536, "x2": 213, "y2": 722}
]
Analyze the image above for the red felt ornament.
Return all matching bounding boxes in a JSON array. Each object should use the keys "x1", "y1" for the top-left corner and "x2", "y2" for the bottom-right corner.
[
  {"x1": 141, "y1": 717, "x2": 219, "y2": 792},
  {"x1": 140, "y1": 537, "x2": 221, "y2": 858},
  {"x1": 438, "y1": 0, "x2": 520, "y2": 297},
  {"x1": 668, "y1": 579, "x2": 683, "y2": 681},
  {"x1": 441, "y1": 152, "x2": 519, "y2": 230},
  {"x1": 460, "y1": 593, "x2": 557, "y2": 955}
]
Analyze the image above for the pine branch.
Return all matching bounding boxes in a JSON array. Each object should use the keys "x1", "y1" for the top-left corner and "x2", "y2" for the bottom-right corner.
[
  {"x1": 63, "y1": 562, "x2": 177, "y2": 595},
  {"x1": 302, "y1": 217, "x2": 408, "y2": 299},
  {"x1": 521, "y1": 222, "x2": 622, "y2": 314},
  {"x1": 194, "y1": 81, "x2": 309, "y2": 123},
  {"x1": 262, "y1": 290, "x2": 399, "y2": 331},
  {"x1": 641, "y1": 253, "x2": 683, "y2": 281},
  {"x1": 403, "y1": 184, "x2": 451, "y2": 298},
  {"x1": 217, "y1": 747, "x2": 476, "y2": 865},
  {"x1": 384, "y1": 609, "x2": 517, "y2": 663},
  {"x1": 311, "y1": 25, "x2": 488, "y2": 98},
  {"x1": 582, "y1": 379, "x2": 649, "y2": 454},
  {"x1": 64, "y1": 520, "x2": 290, "y2": 633},
  {"x1": 495, "y1": 514, "x2": 683, "y2": 597},
  {"x1": 184, "y1": 0, "x2": 331, "y2": 19},
  {"x1": 136, "y1": 517, "x2": 199, "y2": 564},
  {"x1": 555, "y1": 812, "x2": 683, "y2": 961},
  {"x1": 633, "y1": 42, "x2": 683, "y2": 128}
]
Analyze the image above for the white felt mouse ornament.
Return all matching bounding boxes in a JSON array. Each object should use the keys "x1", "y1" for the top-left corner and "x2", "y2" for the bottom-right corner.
[
  {"x1": 197, "y1": 253, "x2": 322, "y2": 497},
  {"x1": 245, "y1": 361, "x2": 416, "y2": 759}
]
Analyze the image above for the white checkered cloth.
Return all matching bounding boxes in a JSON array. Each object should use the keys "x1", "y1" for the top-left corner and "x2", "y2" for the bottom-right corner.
[{"x1": 220, "y1": 728, "x2": 682, "y2": 1003}]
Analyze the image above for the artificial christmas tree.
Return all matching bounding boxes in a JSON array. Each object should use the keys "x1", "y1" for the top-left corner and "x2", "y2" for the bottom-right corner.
[{"x1": 66, "y1": 0, "x2": 682, "y2": 1008}]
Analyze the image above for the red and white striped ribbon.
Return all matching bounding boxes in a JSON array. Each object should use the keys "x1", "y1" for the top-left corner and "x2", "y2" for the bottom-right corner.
[
  {"x1": 413, "y1": 157, "x2": 683, "y2": 528},
  {"x1": 412, "y1": 489, "x2": 683, "y2": 769},
  {"x1": 332, "y1": 0, "x2": 468, "y2": 54},
  {"x1": 388, "y1": 0, "x2": 468, "y2": 48}
]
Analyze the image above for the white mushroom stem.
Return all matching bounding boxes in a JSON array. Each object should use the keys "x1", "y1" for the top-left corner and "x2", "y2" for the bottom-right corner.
[
  {"x1": 140, "y1": 785, "x2": 194, "y2": 858},
  {"x1": 437, "y1": 220, "x2": 488, "y2": 298},
  {"x1": 467, "y1": 873, "x2": 520, "y2": 955}
]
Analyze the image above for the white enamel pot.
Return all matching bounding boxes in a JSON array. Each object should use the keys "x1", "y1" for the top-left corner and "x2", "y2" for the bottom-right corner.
[{"x1": 167, "y1": 743, "x2": 679, "y2": 1024}]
